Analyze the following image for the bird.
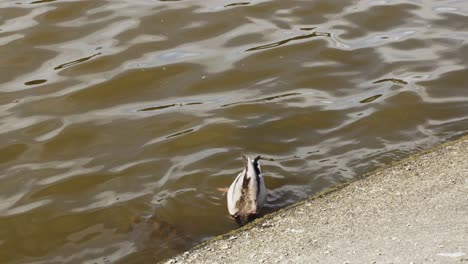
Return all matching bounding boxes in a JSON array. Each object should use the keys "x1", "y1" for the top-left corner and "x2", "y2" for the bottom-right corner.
[{"x1": 227, "y1": 153, "x2": 267, "y2": 225}]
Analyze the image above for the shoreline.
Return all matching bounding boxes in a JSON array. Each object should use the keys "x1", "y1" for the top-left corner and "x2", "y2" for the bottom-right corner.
[{"x1": 163, "y1": 134, "x2": 468, "y2": 263}]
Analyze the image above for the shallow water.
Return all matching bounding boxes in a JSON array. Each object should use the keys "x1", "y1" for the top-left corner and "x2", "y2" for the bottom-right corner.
[{"x1": 0, "y1": 0, "x2": 467, "y2": 263}]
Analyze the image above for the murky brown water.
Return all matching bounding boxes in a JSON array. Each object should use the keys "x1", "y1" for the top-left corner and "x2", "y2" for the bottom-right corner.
[{"x1": 1, "y1": 0, "x2": 467, "y2": 263}]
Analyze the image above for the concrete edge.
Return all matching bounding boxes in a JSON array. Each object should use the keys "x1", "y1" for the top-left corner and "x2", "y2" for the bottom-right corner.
[{"x1": 159, "y1": 133, "x2": 468, "y2": 263}]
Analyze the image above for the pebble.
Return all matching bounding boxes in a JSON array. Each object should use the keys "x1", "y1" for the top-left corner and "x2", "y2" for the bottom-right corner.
[
  {"x1": 289, "y1": 228, "x2": 304, "y2": 233},
  {"x1": 262, "y1": 223, "x2": 273, "y2": 228},
  {"x1": 220, "y1": 244, "x2": 230, "y2": 250}
]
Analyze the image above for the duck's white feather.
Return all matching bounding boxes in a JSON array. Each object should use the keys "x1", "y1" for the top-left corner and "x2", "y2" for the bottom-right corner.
[{"x1": 227, "y1": 171, "x2": 244, "y2": 215}]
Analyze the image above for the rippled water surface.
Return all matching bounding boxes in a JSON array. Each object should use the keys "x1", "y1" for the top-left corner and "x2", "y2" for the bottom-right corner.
[{"x1": 1, "y1": 0, "x2": 467, "y2": 263}]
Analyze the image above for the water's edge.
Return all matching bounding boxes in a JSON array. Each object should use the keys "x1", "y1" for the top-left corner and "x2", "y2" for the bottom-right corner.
[{"x1": 161, "y1": 132, "x2": 468, "y2": 263}]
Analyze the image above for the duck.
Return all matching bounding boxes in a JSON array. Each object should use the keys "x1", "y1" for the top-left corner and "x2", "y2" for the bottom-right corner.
[{"x1": 227, "y1": 154, "x2": 267, "y2": 225}]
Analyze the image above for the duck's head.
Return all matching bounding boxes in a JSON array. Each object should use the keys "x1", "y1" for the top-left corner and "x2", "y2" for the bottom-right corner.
[{"x1": 233, "y1": 212, "x2": 257, "y2": 226}]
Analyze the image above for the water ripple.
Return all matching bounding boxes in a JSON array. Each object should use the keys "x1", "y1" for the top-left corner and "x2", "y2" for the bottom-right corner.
[{"x1": 0, "y1": 0, "x2": 467, "y2": 263}]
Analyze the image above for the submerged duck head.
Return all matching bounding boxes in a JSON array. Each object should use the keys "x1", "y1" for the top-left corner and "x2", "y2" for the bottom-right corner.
[{"x1": 227, "y1": 153, "x2": 267, "y2": 226}]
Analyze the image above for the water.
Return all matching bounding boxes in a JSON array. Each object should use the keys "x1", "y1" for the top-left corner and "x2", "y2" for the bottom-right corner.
[{"x1": 1, "y1": 0, "x2": 467, "y2": 263}]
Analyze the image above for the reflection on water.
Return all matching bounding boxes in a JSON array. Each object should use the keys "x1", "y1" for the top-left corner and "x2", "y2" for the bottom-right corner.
[
  {"x1": 245, "y1": 32, "x2": 331, "y2": 51},
  {"x1": 1, "y1": 0, "x2": 468, "y2": 263}
]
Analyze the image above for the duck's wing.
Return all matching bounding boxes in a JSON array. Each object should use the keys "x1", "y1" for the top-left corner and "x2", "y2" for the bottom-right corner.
[
  {"x1": 227, "y1": 171, "x2": 244, "y2": 215},
  {"x1": 252, "y1": 156, "x2": 267, "y2": 210},
  {"x1": 256, "y1": 173, "x2": 267, "y2": 210}
]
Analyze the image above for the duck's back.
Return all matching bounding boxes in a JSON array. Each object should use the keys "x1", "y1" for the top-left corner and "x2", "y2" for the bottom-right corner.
[{"x1": 227, "y1": 171, "x2": 260, "y2": 215}]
